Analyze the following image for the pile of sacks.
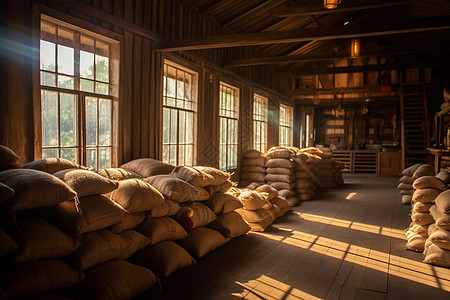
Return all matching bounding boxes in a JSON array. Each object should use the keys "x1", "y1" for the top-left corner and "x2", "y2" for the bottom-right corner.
[
  {"x1": 232, "y1": 184, "x2": 291, "y2": 232},
  {"x1": 405, "y1": 174, "x2": 448, "y2": 252},
  {"x1": 425, "y1": 186, "x2": 450, "y2": 267},
  {"x1": 239, "y1": 150, "x2": 266, "y2": 187},
  {"x1": 314, "y1": 147, "x2": 343, "y2": 188},
  {"x1": 293, "y1": 148, "x2": 321, "y2": 201},
  {"x1": 398, "y1": 163, "x2": 436, "y2": 205},
  {"x1": 264, "y1": 147, "x2": 300, "y2": 206},
  {"x1": 0, "y1": 144, "x2": 251, "y2": 299}
]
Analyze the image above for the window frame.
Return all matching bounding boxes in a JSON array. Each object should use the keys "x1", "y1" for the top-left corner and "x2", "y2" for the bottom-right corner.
[
  {"x1": 279, "y1": 104, "x2": 294, "y2": 147},
  {"x1": 37, "y1": 15, "x2": 119, "y2": 169},
  {"x1": 162, "y1": 59, "x2": 198, "y2": 166},
  {"x1": 253, "y1": 93, "x2": 268, "y2": 153},
  {"x1": 219, "y1": 81, "x2": 239, "y2": 171}
]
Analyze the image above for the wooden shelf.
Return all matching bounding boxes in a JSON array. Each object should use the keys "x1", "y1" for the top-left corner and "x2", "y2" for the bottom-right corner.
[{"x1": 332, "y1": 150, "x2": 378, "y2": 174}]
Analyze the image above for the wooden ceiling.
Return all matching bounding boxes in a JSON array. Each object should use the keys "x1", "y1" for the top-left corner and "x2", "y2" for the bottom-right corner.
[{"x1": 162, "y1": 0, "x2": 450, "y2": 105}]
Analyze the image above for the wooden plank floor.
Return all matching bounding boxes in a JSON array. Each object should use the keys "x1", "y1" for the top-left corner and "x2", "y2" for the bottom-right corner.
[{"x1": 160, "y1": 174, "x2": 450, "y2": 300}]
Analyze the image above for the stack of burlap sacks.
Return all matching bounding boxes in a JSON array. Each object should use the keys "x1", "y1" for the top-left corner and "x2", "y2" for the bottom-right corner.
[
  {"x1": 232, "y1": 184, "x2": 291, "y2": 232},
  {"x1": 239, "y1": 150, "x2": 266, "y2": 187},
  {"x1": 264, "y1": 147, "x2": 300, "y2": 206},
  {"x1": 398, "y1": 163, "x2": 435, "y2": 205},
  {"x1": 0, "y1": 144, "x2": 251, "y2": 299},
  {"x1": 313, "y1": 147, "x2": 344, "y2": 188}
]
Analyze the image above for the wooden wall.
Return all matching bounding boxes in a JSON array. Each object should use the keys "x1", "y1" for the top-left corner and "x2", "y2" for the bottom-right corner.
[{"x1": 0, "y1": 0, "x2": 290, "y2": 167}]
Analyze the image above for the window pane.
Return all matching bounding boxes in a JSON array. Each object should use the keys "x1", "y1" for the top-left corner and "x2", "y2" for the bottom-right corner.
[
  {"x1": 57, "y1": 75, "x2": 74, "y2": 89},
  {"x1": 99, "y1": 148, "x2": 111, "y2": 169},
  {"x1": 179, "y1": 110, "x2": 185, "y2": 144},
  {"x1": 80, "y1": 51, "x2": 94, "y2": 79},
  {"x1": 163, "y1": 108, "x2": 170, "y2": 144},
  {"x1": 86, "y1": 97, "x2": 98, "y2": 146},
  {"x1": 186, "y1": 145, "x2": 193, "y2": 166},
  {"x1": 169, "y1": 145, "x2": 177, "y2": 166},
  {"x1": 178, "y1": 145, "x2": 185, "y2": 166},
  {"x1": 57, "y1": 45, "x2": 74, "y2": 75},
  {"x1": 60, "y1": 93, "x2": 76, "y2": 147},
  {"x1": 95, "y1": 82, "x2": 109, "y2": 95},
  {"x1": 41, "y1": 71, "x2": 56, "y2": 87},
  {"x1": 170, "y1": 109, "x2": 177, "y2": 144},
  {"x1": 166, "y1": 67, "x2": 176, "y2": 98},
  {"x1": 99, "y1": 99, "x2": 111, "y2": 146},
  {"x1": 41, "y1": 90, "x2": 58, "y2": 147},
  {"x1": 186, "y1": 112, "x2": 194, "y2": 144},
  {"x1": 95, "y1": 55, "x2": 109, "y2": 82},
  {"x1": 162, "y1": 145, "x2": 169, "y2": 163},
  {"x1": 40, "y1": 40, "x2": 55, "y2": 71},
  {"x1": 80, "y1": 79, "x2": 94, "y2": 92},
  {"x1": 61, "y1": 148, "x2": 75, "y2": 162},
  {"x1": 86, "y1": 148, "x2": 97, "y2": 169},
  {"x1": 43, "y1": 148, "x2": 58, "y2": 158}
]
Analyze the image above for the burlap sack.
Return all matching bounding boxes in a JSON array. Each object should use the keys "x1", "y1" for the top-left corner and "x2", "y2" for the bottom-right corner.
[
  {"x1": 175, "y1": 202, "x2": 217, "y2": 231},
  {"x1": 298, "y1": 147, "x2": 324, "y2": 156},
  {"x1": 265, "y1": 158, "x2": 294, "y2": 169},
  {"x1": 247, "y1": 215, "x2": 273, "y2": 232},
  {"x1": 207, "y1": 211, "x2": 250, "y2": 238},
  {"x1": 43, "y1": 195, "x2": 126, "y2": 237},
  {"x1": 401, "y1": 175, "x2": 416, "y2": 184},
  {"x1": 412, "y1": 188, "x2": 441, "y2": 203},
  {"x1": 97, "y1": 168, "x2": 141, "y2": 181},
  {"x1": 255, "y1": 184, "x2": 278, "y2": 200},
  {"x1": 295, "y1": 178, "x2": 311, "y2": 189},
  {"x1": 430, "y1": 205, "x2": 450, "y2": 230},
  {"x1": 2, "y1": 259, "x2": 82, "y2": 299},
  {"x1": 397, "y1": 182, "x2": 413, "y2": 190},
  {"x1": 265, "y1": 173, "x2": 295, "y2": 183},
  {"x1": 405, "y1": 233, "x2": 426, "y2": 252},
  {"x1": 0, "y1": 169, "x2": 76, "y2": 212},
  {"x1": 54, "y1": 169, "x2": 118, "y2": 198},
  {"x1": 79, "y1": 259, "x2": 159, "y2": 299},
  {"x1": 269, "y1": 181, "x2": 294, "y2": 190},
  {"x1": 400, "y1": 190, "x2": 413, "y2": 195},
  {"x1": 171, "y1": 166, "x2": 215, "y2": 187},
  {"x1": 413, "y1": 176, "x2": 448, "y2": 191},
  {"x1": 136, "y1": 216, "x2": 187, "y2": 245},
  {"x1": 130, "y1": 240, "x2": 196, "y2": 277},
  {"x1": 402, "y1": 163, "x2": 422, "y2": 176},
  {"x1": 204, "y1": 180, "x2": 233, "y2": 196},
  {"x1": 266, "y1": 203, "x2": 281, "y2": 219},
  {"x1": 435, "y1": 189, "x2": 450, "y2": 213},
  {"x1": 295, "y1": 170, "x2": 311, "y2": 178},
  {"x1": 402, "y1": 194, "x2": 412, "y2": 204},
  {"x1": 238, "y1": 190, "x2": 269, "y2": 210},
  {"x1": 193, "y1": 166, "x2": 230, "y2": 186},
  {"x1": 166, "y1": 198, "x2": 181, "y2": 216},
  {"x1": 0, "y1": 144, "x2": 19, "y2": 166},
  {"x1": 411, "y1": 212, "x2": 435, "y2": 226},
  {"x1": 143, "y1": 175, "x2": 210, "y2": 202},
  {"x1": 31, "y1": 293, "x2": 74, "y2": 300},
  {"x1": 412, "y1": 164, "x2": 435, "y2": 178},
  {"x1": 428, "y1": 228, "x2": 450, "y2": 250},
  {"x1": 120, "y1": 158, "x2": 175, "y2": 177},
  {"x1": 0, "y1": 226, "x2": 17, "y2": 256},
  {"x1": 278, "y1": 189, "x2": 294, "y2": 198},
  {"x1": 0, "y1": 181, "x2": 14, "y2": 204},
  {"x1": 244, "y1": 149, "x2": 265, "y2": 159},
  {"x1": 235, "y1": 208, "x2": 273, "y2": 223},
  {"x1": 285, "y1": 196, "x2": 300, "y2": 206},
  {"x1": 406, "y1": 223, "x2": 429, "y2": 238},
  {"x1": 120, "y1": 230, "x2": 151, "y2": 259},
  {"x1": 69, "y1": 230, "x2": 127, "y2": 270},
  {"x1": 436, "y1": 171, "x2": 450, "y2": 183},
  {"x1": 423, "y1": 243, "x2": 450, "y2": 267},
  {"x1": 109, "y1": 179, "x2": 164, "y2": 213},
  {"x1": 266, "y1": 147, "x2": 295, "y2": 159},
  {"x1": 270, "y1": 196, "x2": 290, "y2": 210},
  {"x1": 241, "y1": 172, "x2": 266, "y2": 182},
  {"x1": 22, "y1": 158, "x2": 86, "y2": 174},
  {"x1": 242, "y1": 166, "x2": 266, "y2": 173},
  {"x1": 243, "y1": 157, "x2": 266, "y2": 166},
  {"x1": 178, "y1": 227, "x2": 228, "y2": 258},
  {"x1": 109, "y1": 212, "x2": 148, "y2": 233},
  {"x1": 266, "y1": 167, "x2": 294, "y2": 175},
  {"x1": 204, "y1": 192, "x2": 242, "y2": 215},
  {"x1": 428, "y1": 223, "x2": 438, "y2": 236},
  {"x1": 412, "y1": 202, "x2": 433, "y2": 213},
  {"x1": 12, "y1": 216, "x2": 80, "y2": 263},
  {"x1": 298, "y1": 193, "x2": 312, "y2": 201}
]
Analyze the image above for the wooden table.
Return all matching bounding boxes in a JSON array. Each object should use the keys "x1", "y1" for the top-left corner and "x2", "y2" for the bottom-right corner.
[{"x1": 426, "y1": 148, "x2": 450, "y2": 173}]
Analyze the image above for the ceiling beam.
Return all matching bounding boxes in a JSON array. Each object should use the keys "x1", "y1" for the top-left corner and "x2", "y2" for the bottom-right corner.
[
  {"x1": 156, "y1": 16, "x2": 450, "y2": 52},
  {"x1": 224, "y1": 46, "x2": 450, "y2": 67},
  {"x1": 270, "y1": 0, "x2": 410, "y2": 17},
  {"x1": 286, "y1": 87, "x2": 384, "y2": 96}
]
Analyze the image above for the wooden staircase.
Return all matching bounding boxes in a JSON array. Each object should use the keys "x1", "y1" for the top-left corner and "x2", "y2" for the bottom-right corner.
[{"x1": 400, "y1": 82, "x2": 430, "y2": 169}]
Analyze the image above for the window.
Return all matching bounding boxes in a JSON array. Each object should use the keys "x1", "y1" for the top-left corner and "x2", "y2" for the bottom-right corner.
[
  {"x1": 219, "y1": 82, "x2": 239, "y2": 171},
  {"x1": 162, "y1": 60, "x2": 198, "y2": 166},
  {"x1": 305, "y1": 114, "x2": 310, "y2": 147},
  {"x1": 39, "y1": 16, "x2": 119, "y2": 169},
  {"x1": 253, "y1": 94, "x2": 268, "y2": 153},
  {"x1": 279, "y1": 104, "x2": 293, "y2": 147}
]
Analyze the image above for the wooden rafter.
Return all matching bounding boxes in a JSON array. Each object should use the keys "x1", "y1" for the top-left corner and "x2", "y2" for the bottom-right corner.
[{"x1": 156, "y1": 16, "x2": 450, "y2": 51}]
